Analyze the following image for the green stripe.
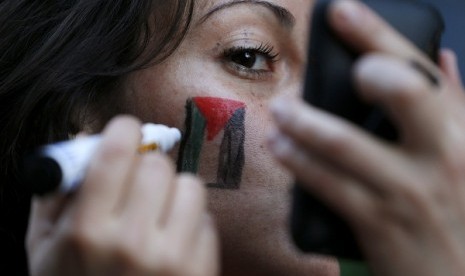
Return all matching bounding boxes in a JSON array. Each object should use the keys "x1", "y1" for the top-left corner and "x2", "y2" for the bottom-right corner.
[{"x1": 177, "y1": 99, "x2": 206, "y2": 173}]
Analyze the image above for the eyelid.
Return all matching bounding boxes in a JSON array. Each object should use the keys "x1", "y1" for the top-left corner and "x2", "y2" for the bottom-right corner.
[{"x1": 223, "y1": 43, "x2": 280, "y2": 62}]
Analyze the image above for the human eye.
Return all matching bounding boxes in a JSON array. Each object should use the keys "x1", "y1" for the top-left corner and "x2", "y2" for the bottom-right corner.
[{"x1": 222, "y1": 43, "x2": 279, "y2": 80}]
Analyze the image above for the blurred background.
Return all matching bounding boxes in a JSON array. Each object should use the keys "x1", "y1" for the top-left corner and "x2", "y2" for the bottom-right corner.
[{"x1": 425, "y1": 0, "x2": 464, "y2": 79}]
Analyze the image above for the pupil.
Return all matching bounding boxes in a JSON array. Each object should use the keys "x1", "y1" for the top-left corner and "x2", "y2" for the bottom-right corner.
[{"x1": 232, "y1": 51, "x2": 256, "y2": 68}]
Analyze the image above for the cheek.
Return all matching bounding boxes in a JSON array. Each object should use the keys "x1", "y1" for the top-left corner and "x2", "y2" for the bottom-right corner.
[
  {"x1": 177, "y1": 97, "x2": 247, "y2": 189},
  {"x1": 176, "y1": 96, "x2": 290, "y2": 191},
  {"x1": 241, "y1": 103, "x2": 291, "y2": 186},
  {"x1": 127, "y1": 65, "x2": 292, "y2": 189},
  {"x1": 124, "y1": 69, "x2": 186, "y2": 128},
  {"x1": 243, "y1": 102, "x2": 271, "y2": 160}
]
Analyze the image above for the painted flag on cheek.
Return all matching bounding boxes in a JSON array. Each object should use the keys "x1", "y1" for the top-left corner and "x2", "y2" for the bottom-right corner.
[{"x1": 177, "y1": 97, "x2": 246, "y2": 189}]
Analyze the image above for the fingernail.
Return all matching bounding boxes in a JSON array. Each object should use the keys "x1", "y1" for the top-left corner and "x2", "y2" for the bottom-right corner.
[
  {"x1": 270, "y1": 97, "x2": 292, "y2": 124},
  {"x1": 333, "y1": 0, "x2": 364, "y2": 27}
]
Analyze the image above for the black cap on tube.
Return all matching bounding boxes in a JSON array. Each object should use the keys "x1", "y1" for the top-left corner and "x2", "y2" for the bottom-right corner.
[{"x1": 22, "y1": 156, "x2": 62, "y2": 196}]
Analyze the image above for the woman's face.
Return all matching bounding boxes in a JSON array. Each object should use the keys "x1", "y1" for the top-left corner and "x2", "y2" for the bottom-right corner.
[{"x1": 125, "y1": 0, "x2": 338, "y2": 274}]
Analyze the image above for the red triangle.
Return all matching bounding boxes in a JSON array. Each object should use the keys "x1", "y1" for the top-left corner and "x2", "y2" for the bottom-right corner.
[{"x1": 193, "y1": 97, "x2": 246, "y2": 141}]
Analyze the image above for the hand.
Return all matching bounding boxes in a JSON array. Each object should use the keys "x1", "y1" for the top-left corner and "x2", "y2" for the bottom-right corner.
[
  {"x1": 269, "y1": 1, "x2": 465, "y2": 275},
  {"x1": 27, "y1": 116, "x2": 219, "y2": 276}
]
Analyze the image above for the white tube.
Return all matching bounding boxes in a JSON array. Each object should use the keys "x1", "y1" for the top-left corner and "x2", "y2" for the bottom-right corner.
[{"x1": 38, "y1": 123, "x2": 181, "y2": 193}]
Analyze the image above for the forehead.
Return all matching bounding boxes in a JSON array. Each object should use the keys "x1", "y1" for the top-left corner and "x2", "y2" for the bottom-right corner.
[
  {"x1": 190, "y1": 0, "x2": 314, "y2": 57},
  {"x1": 193, "y1": 0, "x2": 311, "y2": 21}
]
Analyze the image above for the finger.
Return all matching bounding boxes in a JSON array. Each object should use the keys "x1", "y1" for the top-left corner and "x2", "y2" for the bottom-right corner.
[
  {"x1": 267, "y1": 129, "x2": 374, "y2": 220},
  {"x1": 188, "y1": 215, "x2": 219, "y2": 276},
  {"x1": 76, "y1": 116, "x2": 142, "y2": 218},
  {"x1": 329, "y1": 0, "x2": 438, "y2": 72},
  {"x1": 269, "y1": 96, "x2": 411, "y2": 194},
  {"x1": 120, "y1": 153, "x2": 176, "y2": 228},
  {"x1": 439, "y1": 48, "x2": 463, "y2": 88},
  {"x1": 354, "y1": 54, "x2": 444, "y2": 150},
  {"x1": 163, "y1": 174, "x2": 207, "y2": 252},
  {"x1": 74, "y1": 131, "x2": 90, "y2": 139}
]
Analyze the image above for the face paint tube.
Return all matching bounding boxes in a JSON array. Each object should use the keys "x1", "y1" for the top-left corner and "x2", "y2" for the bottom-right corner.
[{"x1": 22, "y1": 123, "x2": 181, "y2": 196}]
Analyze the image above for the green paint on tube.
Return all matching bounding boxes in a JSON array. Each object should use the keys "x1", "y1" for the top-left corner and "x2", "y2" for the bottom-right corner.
[{"x1": 177, "y1": 99, "x2": 206, "y2": 173}]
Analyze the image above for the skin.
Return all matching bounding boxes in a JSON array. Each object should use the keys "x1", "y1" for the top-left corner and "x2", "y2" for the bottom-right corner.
[
  {"x1": 27, "y1": 117, "x2": 219, "y2": 276},
  {"x1": 28, "y1": 0, "x2": 335, "y2": 274},
  {"x1": 27, "y1": 0, "x2": 465, "y2": 275},
  {"x1": 177, "y1": 97, "x2": 246, "y2": 189},
  {"x1": 124, "y1": 0, "x2": 339, "y2": 275},
  {"x1": 270, "y1": 1, "x2": 465, "y2": 275}
]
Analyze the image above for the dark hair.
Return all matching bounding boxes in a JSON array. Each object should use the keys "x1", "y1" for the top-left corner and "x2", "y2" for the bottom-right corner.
[
  {"x1": 0, "y1": 0, "x2": 193, "y2": 272},
  {"x1": 0, "y1": 0, "x2": 193, "y2": 188}
]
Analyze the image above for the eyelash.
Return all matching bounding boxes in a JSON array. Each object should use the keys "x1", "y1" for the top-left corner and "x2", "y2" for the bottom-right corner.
[{"x1": 222, "y1": 43, "x2": 280, "y2": 80}]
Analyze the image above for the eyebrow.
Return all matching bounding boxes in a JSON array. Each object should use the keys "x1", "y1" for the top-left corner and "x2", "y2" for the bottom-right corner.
[{"x1": 198, "y1": 0, "x2": 296, "y2": 29}]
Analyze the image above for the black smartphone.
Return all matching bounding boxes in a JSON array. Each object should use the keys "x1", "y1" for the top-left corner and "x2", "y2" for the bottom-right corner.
[{"x1": 291, "y1": 0, "x2": 444, "y2": 260}]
